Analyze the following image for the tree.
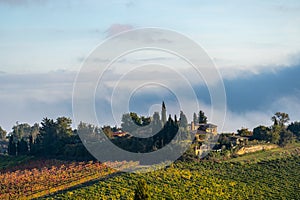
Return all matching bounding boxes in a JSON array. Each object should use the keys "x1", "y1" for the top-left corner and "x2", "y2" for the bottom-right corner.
[
  {"x1": 121, "y1": 113, "x2": 143, "y2": 133},
  {"x1": 237, "y1": 128, "x2": 252, "y2": 137},
  {"x1": 141, "y1": 116, "x2": 151, "y2": 126},
  {"x1": 279, "y1": 129, "x2": 295, "y2": 147},
  {"x1": 8, "y1": 122, "x2": 31, "y2": 156},
  {"x1": 0, "y1": 126, "x2": 7, "y2": 140},
  {"x1": 77, "y1": 121, "x2": 102, "y2": 143},
  {"x1": 30, "y1": 123, "x2": 39, "y2": 144},
  {"x1": 179, "y1": 111, "x2": 188, "y2": 129},
  {"x1": 121, "y1": 113, "x2": 151, "y2": 135},
  {"x1": 34, "y1": 118, "x2": 57, "y2": 156},
  {"x1": 56, "y1": 117, "x2": 73, "y2": 139},
  {"x1": 174, "y1": 114, "x2": 178, "y2": 124},
  {"x1": 252, "y1": 126, "x2": 271, "y2": 141},
  {"x1": 121, "y1": 113, "x2": 134, "y2": 132},
  {"x1": 8, "y1": 122, "x2": 40, "y2": 155},
  {"x1": 270, "y1": 127, "x2": 280, "y2": 144},
  {"x1": 32, "y1": 117, "x2": 77, "y2": 157},
  {"x1": 12, "y1": 123, "x2": 31, "y2": 140},
  {"x1": 18, "y1": 138, "x2": 29, "y2": 155},
  {"x1": 152, "y1": 112, "x2": 162, "y2": 134},
  {"x1": 78, "y1": 122, "x2": 95, "y2": 136},
  {"x1": 8, "y1": 136, "x2": 16, "y2": 155},
  {"x1": 134, "y1": 179, "x2": 150, "y2": 200},
  {"x1": 218, "y1": 134, "x2": 231, "y2": 150},
  {"x1": 193, "y1": 113, "x2": 198, "y2": 124},
  {"x1": 252, "y1": 124, "x2": 283, "y2": 144},
  {"x1": 130, "y1": 112, "x2": 142, "y2": 125},
  {"x1": 272, "y1": 112, "x2": 290, "y2": 127},
  {"x1": 55, "y1": 117, "x2": 73, "y2": 155},
  {"x1": 287, "y1": 121, "x2": 300, "y2": 140},
  {"x1": 199, "y1": 110, "x2": 207, "y2": 124},
  {"x1": 161, "y1": 101, "x2": 167, "y2": 125}
]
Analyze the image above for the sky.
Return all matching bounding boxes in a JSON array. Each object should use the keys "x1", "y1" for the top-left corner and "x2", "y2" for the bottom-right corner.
[{"x1": 0, "y1": 0, "x2": 300, "y2": 132}]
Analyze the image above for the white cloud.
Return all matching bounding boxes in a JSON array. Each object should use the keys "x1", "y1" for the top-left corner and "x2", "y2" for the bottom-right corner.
[
  {"x1": 1, "y1": 61, "x2": 300, "y2": 133},
  {"x1": 0, "y1": 71, "x2": 75, "y2": 130},
  {"x1": 270, "y1": 93, "x2": 300, "y2": 123}
]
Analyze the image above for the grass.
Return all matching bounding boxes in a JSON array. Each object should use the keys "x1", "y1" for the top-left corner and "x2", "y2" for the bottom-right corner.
[
  {"x1": 0, "y1": 154, "x2": 34, "y2": 170},
  {"x1": 228, "y1": 142, "x2": 300, "y2": 164}
]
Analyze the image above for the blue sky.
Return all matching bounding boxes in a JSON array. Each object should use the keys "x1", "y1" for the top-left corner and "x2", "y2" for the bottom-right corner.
[
  {"x1": 1, "y1": 0, "x2": 300, "y2": 73},
  {"x1": 0, "y1": 0, "x2": 300, "y2": 132}
]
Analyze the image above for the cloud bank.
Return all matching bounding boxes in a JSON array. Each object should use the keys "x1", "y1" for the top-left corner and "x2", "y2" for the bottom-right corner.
[{"x1": 0, "y1": 62, "x2": 300, "y2": 133}]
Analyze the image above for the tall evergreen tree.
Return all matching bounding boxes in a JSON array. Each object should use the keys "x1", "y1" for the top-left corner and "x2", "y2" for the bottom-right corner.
[
  {"x1": 288, "y1": 121, "x2": 300, "y2": 140},
  {"x1": 56, "y1": 117, "x2": 73, "y2": 136},
  {"x1": 33, "y1": 117, "x2": 74, "y2": 157},
  {"x1": 193, "y1": 113, "x2": 198, "y2": 124},
  {"x1": 161, "y1": 101, "x2": 167, "y2": 125},
  {"x1": 8, "y1": 136, "x2": 16, "y2": 156},
  {"x1": 179, "y1": 111, "x2": 188, "y2": 129},
  {"x1": 18, "y1": 138, "x2": 29, "y2": 155},
  {"x1": 199, "y1": 110, "x2": 208, "y2": 124},
  {"x1": 30, "y1": 123, "x2": 39, "y2": 144},
  {"x1": 152, "y1": 112, "x2": 162, "y2": 134},
  {"x1": 34, "y1": 118, "x2": 57, "y2": 156}
]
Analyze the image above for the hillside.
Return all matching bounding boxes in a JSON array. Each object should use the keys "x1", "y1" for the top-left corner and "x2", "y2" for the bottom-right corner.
[
  {"x1": 229, "y1": 143, "x2": 300, "y2": 164},
  {"x1": 45, "y1": 143, "x2": 300, "y2": 200},
  {"x1": 0, "y1": 143, "x2": 299, "y2": 199}
]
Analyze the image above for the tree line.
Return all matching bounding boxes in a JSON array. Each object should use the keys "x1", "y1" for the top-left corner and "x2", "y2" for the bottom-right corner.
[
  {"x1": 110, "y1": 110, "x2": 192, "y2": 154},
  {"x1": 4, "y1": 117, "x2": 93, "y2": 160},
  {"x1": 252, "y1": 112, "x2": 299, "y2": 146},
  {"x1": 218, "y1": 112, "x2": 300, "y2": 151},
  {"x1": 1, "y1": 109, "x2": 192, "y2": 160},
  {"x1": 2, "y1": 111, "x2": 298, "y2": 160}
]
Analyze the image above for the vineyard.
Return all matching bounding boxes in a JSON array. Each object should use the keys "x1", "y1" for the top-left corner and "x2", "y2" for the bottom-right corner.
[
  {"x1": 0, "y1": 144, "x2": 299, "y2": 199},
  {"x1": 47, "y1": 156, "x2": 300, "y2": 199},
  {"x1": 0, "y1": 158, "x2": 120, "y2": 199}
]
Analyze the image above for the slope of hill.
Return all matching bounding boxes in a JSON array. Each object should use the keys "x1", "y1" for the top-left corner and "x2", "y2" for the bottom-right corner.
[{"x1": 46, "y1": 143, "x2": 300, "y2": 200}]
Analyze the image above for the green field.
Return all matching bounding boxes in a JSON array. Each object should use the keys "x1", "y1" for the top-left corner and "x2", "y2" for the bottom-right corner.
[{"x1": 46, "y1": 144, "x2": 300, "y2": 200}]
